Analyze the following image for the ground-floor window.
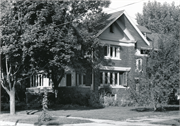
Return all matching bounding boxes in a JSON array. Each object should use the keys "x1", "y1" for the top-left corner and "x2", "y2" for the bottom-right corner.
[
  {"x1": 100, "y1": 71, "x2": 127, "y2": 86},
  {"x1": 30, "y1": 73, "x2": 52, "y2": 87},
  {"x1": 76, "y1": 73, "x2": 86, "y2": 86}
]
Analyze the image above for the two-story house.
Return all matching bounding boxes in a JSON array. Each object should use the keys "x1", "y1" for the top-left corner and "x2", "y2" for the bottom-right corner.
[{"x1": 27, "y1": 10, "x2": 157, "y2": 93}]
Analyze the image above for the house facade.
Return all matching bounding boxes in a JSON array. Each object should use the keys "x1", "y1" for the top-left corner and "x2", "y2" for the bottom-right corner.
[{"x1": 27, "y1": 10, "x2": 155, "y2": 92}]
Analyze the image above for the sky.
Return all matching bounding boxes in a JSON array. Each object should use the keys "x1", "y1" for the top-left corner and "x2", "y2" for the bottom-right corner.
[{"x1": 103, "y1": 0, "x2": 180, "y2": 24}]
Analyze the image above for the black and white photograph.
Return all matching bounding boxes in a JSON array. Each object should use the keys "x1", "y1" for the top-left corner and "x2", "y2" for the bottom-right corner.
[{"x1": 0, "y1": 0, "x2": 179, "y2": 125}]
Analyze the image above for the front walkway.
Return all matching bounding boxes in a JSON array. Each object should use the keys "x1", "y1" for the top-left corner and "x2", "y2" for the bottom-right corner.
[{"x1": 0, "y1": 114, "x2": 179, "y2": 126}]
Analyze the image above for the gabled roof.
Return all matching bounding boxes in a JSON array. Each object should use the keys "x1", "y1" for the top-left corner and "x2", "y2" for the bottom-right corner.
[
  {"x1": 96, "y1": 10, "x2": 124, "y2": 37},
  {"x1": 96, "y1": 10, "x2": 150, "y2": 46},
  {"x1": 137, "y1": 25, "x2": 151, "y2": 34}
]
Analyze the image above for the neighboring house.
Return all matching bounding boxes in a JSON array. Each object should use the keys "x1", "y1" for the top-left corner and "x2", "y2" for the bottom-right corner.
[{"x1": 26, "y1": 10, "x2": 158, "y2": 93}]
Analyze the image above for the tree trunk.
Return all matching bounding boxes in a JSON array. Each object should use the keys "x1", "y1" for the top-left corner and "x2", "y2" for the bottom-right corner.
[
  {"x1": 9, "y1": 90, "x2": 15, "y2": 115},
  {"x1": 94, "y1": 68, "x2": 99, "y2": 95}
]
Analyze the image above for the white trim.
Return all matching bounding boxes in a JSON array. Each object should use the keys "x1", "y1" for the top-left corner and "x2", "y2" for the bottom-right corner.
[
  {"x1": 104, "y1": 56, "x2": 121, "y2": 60},
  {"x1": 100, "y1": 66, "x2": 131, "y2": 71},
  {"x1": 135, "y1": 54, "x2": 148, "y2": 57},
  {"x1": 123, "y1": 11, "x2": 150, "y2": 46},
  {"x1": 115, "y1": 20, "x2": 135, "y2": 40},
  {"x1": 96, "y1": 11, "x2": 124, "y2": 37},
  {"x1": 97, "y1": 10, "x2": 150, "y2": 46},
  {"x1": 111, "y1": 85, "x2": 128, "y2": 89},
  {"x1": 101, "y1": 40, "x2": 135, "y2": 47}
]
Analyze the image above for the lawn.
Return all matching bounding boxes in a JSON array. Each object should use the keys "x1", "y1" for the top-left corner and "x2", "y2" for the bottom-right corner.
[
  {"x1": 18, "y1": 105, "x2": 179, "y2": 121},
  {"x1": 0, "y1": 105, "x2": 179, "y2": 125},
  {"x1": 0, "y1": 114, "x2": 92, "y2": 125}
]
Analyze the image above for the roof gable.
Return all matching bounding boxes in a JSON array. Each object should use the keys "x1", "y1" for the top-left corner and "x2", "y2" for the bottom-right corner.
[{"x1": 97, "y1": 10, "x2": 150, "y2": 46}]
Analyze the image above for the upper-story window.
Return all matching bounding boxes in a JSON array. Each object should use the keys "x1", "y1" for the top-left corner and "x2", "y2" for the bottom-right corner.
[
  {"x1": 104, "y1": 45, "x2": 120, "y2": 60},
  {"x1": 135, "y1": 58, "x2": 142, "y2": 72},
  {"x1": 110, "y1": 24, "x2": 114, "y2": 33},
  {"x1": 141, "y1": 49, "x2": 149, "y2": 55}
]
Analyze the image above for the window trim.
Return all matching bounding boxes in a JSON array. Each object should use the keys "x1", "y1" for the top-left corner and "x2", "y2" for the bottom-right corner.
[
  {"x1": 104, "y1": 45, "x2": 121, "y2": 60},
  {"x1": 100, "y1": 71, "x2": 127, "y2": 86},
  {"x1": 135, "y1": 58, "x2": 142, "y2": 72}
]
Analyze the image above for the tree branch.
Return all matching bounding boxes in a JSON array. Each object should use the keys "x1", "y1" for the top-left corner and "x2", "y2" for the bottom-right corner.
[
  {"x1": 13, "y1": 65, "x2": 21, "y2": 76},
  {"x1": 0, "y1": 80, "x2": 10, "y2": 95},
  {"x1": 5, "y1": 56, "x2": 12, "y2": 89}
]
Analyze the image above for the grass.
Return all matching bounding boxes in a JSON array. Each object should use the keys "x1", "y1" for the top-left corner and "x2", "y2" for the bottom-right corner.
[
  {"x1": 0, "y1": 105, "x2": 179, "y2": 125},
  {"x1": 16, "y1": 105, "x2": 179, "y2": 121},
  {"x1": 0, "y1": 114, "x2": 92, "y2": 125}
]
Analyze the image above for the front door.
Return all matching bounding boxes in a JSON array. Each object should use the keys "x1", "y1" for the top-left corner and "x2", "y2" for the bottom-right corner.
[{"x1": 66, "y1": 74, "x2": 71, "y2": 86}]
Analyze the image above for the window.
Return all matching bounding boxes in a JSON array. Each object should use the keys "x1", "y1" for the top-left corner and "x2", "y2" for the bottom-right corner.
[
  {"x1": 76, "y1": 73, "x2": 86, "y2": 85},
  {"x1": 110, "y1": 24, "x2": 113, "y2": 33},
  {"x1": 104, "y1": 45, "x2": 120, "y2": 59},
  {"x1": 140, "y1": 49, "x2": 149, "y2": 55},
  {"x1": 100, "y1": 71, "x2": 127, "y2": 86},
  {"x1": 135, "y1": 58, "x2": 142, "y2": 72}
]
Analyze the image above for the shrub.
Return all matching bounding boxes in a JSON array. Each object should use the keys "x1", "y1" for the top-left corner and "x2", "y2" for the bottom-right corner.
[
  {"x1": 99, "y1": 85, "x2": 112, "y2": 96},
  {"x1": 98, "y1": 87, "x2": 134, "y2": 107},
  {"x1": 87, "y1": 91, "x2": 104, "y2": 108},
  {"x1": 101, "y1": 95, "x2": 118, "y2": 107}
]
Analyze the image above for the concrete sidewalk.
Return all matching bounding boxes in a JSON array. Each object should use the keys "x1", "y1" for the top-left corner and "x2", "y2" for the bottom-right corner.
[{"x1": 0, "y1": 115, "x2": 179, "y2": 126}]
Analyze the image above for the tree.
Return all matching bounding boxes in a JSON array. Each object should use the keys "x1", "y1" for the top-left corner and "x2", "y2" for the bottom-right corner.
[
  {"x1": 136, "y1": 1, "x2": 180, "y2": 39},
  {"x1": 131, "y1": 1, "x2": 180, "y2": 110},
  {"x1": 0, "y1": 0, "x2": 30, "y2": 115},
  {"x1": 1, "y1": 0, "x2": 111, "y2": 112},
  {"x1": 19, "y1": 0, "x2": 110, "y2": 91}
]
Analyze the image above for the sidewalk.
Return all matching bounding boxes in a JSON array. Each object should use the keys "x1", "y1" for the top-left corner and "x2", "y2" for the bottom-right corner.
[{"x1": 0, "y1": 114, "x2": 179, "y2": 126}]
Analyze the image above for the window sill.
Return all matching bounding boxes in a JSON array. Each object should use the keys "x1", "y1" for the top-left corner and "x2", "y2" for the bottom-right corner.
[
  {"x1": 111, "y1": 85, "x2": 129, "y2": 89},
  {"x1": 104, "y1": 56, "x2": 121, "y2": 60},
  {"x1": 99, "y1": 84, "x2": 128, "y2": 89}
]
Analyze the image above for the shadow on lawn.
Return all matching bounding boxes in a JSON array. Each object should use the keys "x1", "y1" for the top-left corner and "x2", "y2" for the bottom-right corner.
[
  {"x1": 34, "y1": 122, "x2": 64, "y2": 126},
  {"x1": 131, "y1": 105, "x2": 180, "y2": 112},
  {"x1": 48, "y1": 104, "x2": 104, "y2": 111}
]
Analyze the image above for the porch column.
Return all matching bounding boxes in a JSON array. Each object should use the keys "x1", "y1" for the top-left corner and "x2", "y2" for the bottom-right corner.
[
  {"x1": 117, "y1": 72, "x2": 119, "y2": 85},
  {"x1": 108, "y1": 72, "x2": 110, "y2": 84},
  {"x1": 112, "y1": 72, "x2": 115, "y2": 86},
  {"x1": 102, "y1": 72, "x2": 105, "y2": 84}
]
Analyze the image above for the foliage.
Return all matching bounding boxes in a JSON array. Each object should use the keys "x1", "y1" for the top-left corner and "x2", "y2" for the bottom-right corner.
[
  {"x1": 99, "y1": 84, "x2": 112, "y2": 96},
  {"x1": 0, "y1": 0, "x2": 30, "y2": 115},
  {"x1": 87, "y1": 91, "x2": 103, "y2": 108},
  {"x1": 136, "y1": 1, "x2": 180, "y2": 39},
  {"x1": 134, "y1": 1, "x2": 180, "y2": 111},
  {"x1": 128, "y1": 36, "x2": 179, "y2": 110},
  {"x1": 17, "y1": 0, "x2": 111, "y2": 90},
  {"x1": 0, "y1": 0, "x2": 111, "y2": 114}
]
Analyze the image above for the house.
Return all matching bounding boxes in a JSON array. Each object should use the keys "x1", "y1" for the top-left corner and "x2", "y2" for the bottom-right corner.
[{"x1": 26, "y1": 10, "x2": 157, "y2": 93}]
